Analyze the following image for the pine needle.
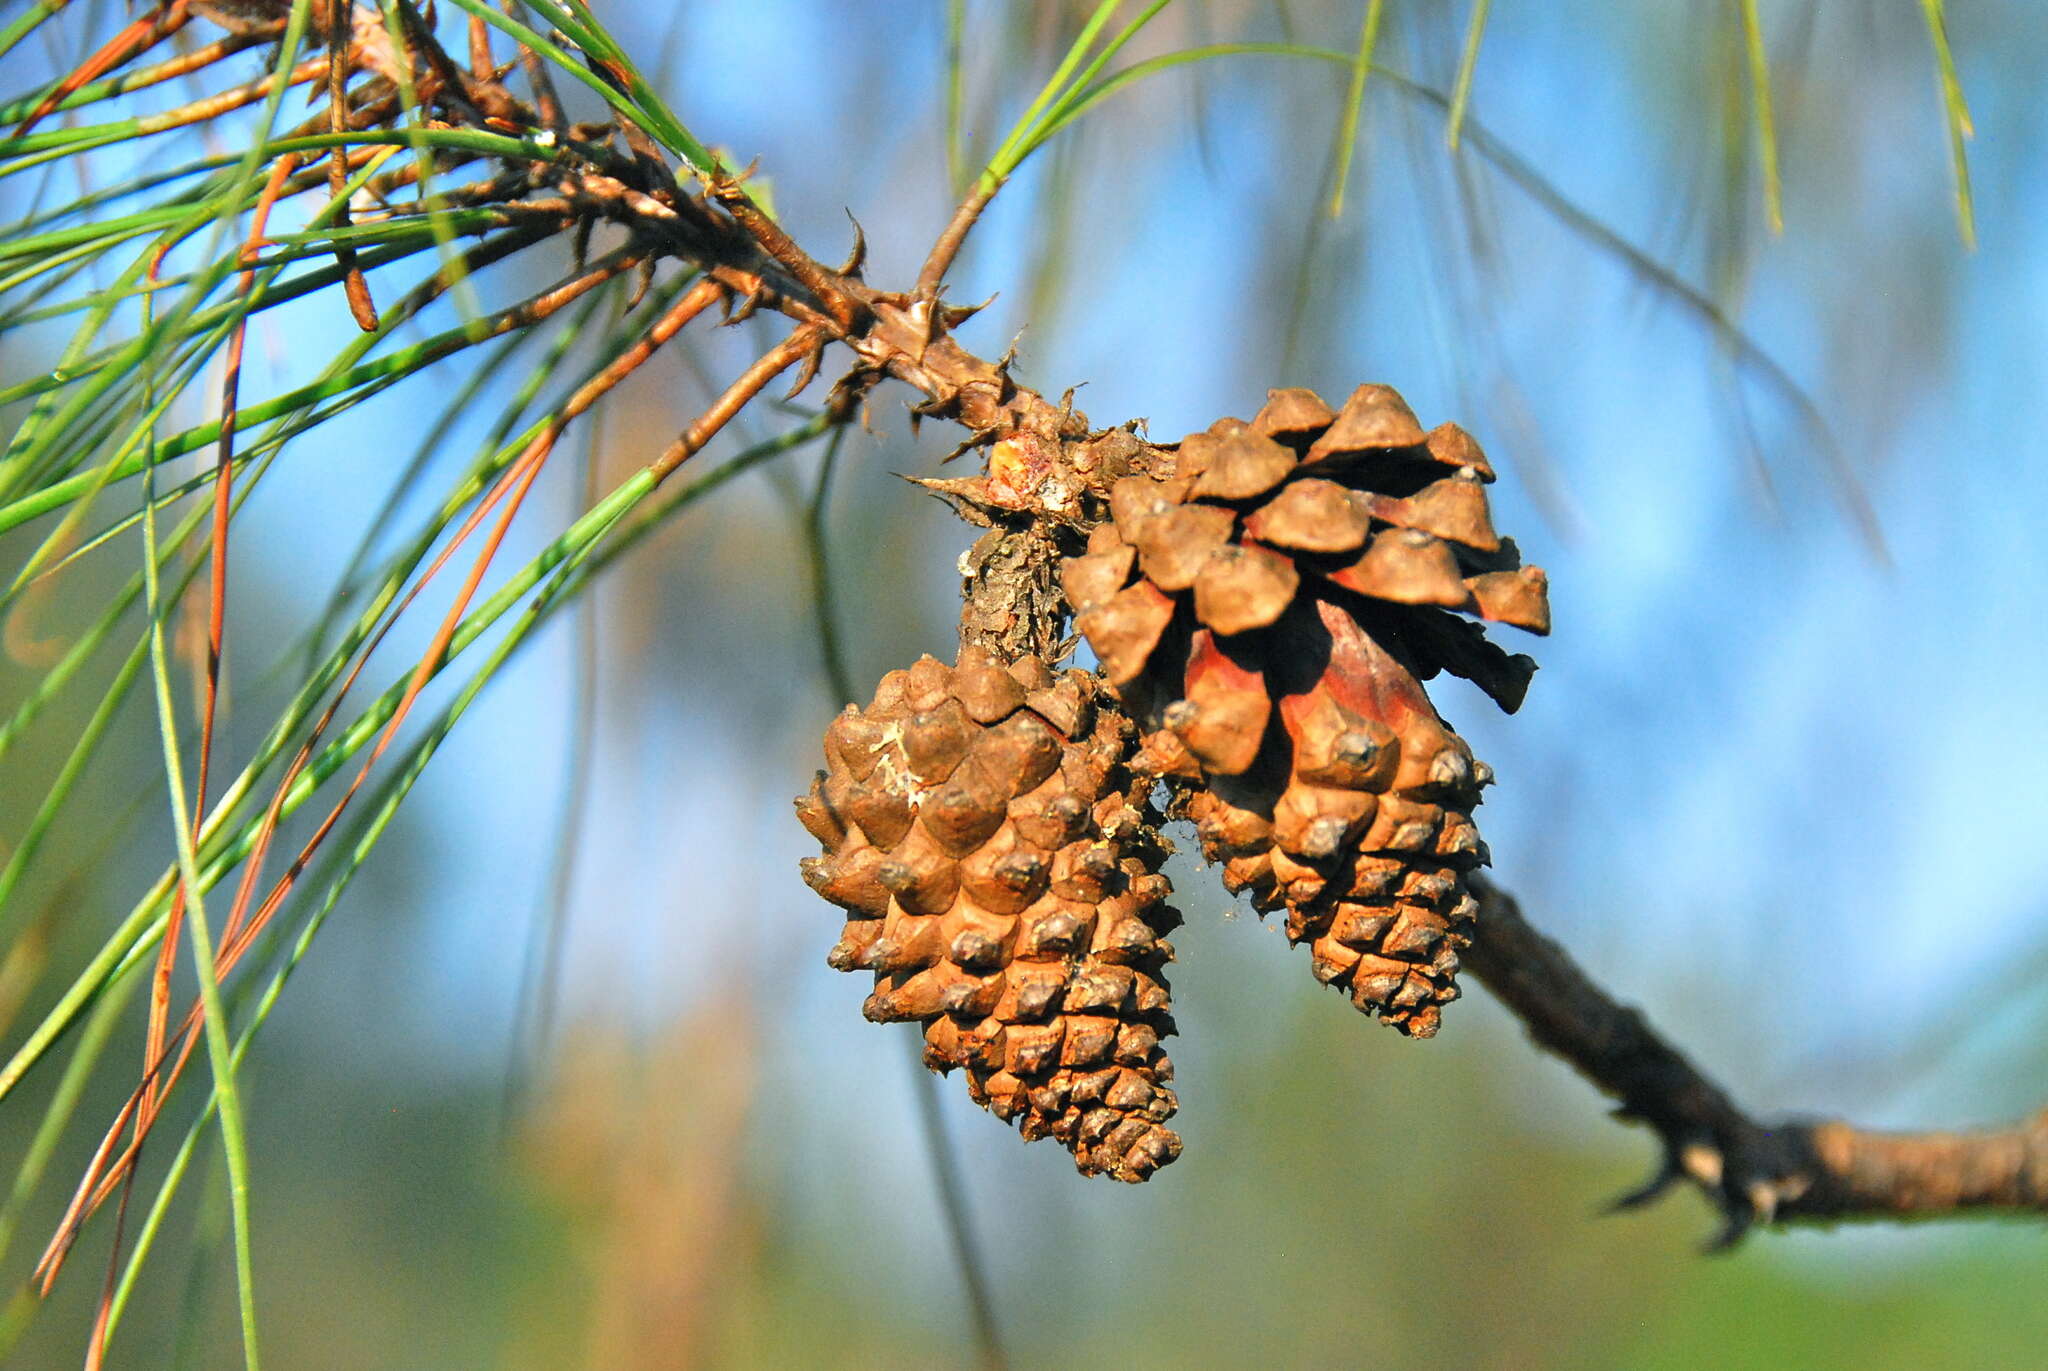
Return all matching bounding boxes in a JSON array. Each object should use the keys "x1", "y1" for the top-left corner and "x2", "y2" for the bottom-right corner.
[
  {"x1": 945, "y1": 0, "x2": 968, "y2": 193},
  {"x1": 1447, "y1": 0, "x2": 1490, "y2": 153},
  {"x1": 134, "y1": 281, "x2": 263, "y2": 1371},
  {"x1": 1328, "y1": 0, "x2": 1387, "y2": 218},
  {"x1": 1917, "y1": 0, "x2": 1976, "y2": 249},
  {"x1": 1738, "y1": 0, "x2": 1783, "y2": 234}
]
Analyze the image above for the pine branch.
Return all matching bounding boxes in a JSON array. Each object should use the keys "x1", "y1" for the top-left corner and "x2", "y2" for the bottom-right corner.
[
  {"x1": 8, "y1": 13, "x2": 2026, "y2": 1344},
  {"x1": 1464, "y1": 876, "x2": 2048, "y2": 1245}
]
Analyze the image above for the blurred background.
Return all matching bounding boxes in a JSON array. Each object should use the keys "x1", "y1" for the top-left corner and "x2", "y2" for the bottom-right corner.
[{"x1": 2, "y1": 1, "x2": 2047, "y2": 1366}]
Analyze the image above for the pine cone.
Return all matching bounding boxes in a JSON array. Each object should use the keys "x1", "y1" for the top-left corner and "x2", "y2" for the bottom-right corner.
[
  {"x1": 1062, "y1": 385, "x2": 1550, "y2": 1038},
  {"x1": 796, "y1": 647, "x2": 1183, "y2": 1182}
]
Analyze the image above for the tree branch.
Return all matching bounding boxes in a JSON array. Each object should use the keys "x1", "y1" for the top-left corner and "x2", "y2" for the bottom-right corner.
[
  {"x1": 916, "y1": 182, "x2": 997, "y2": 301},
  {"x1": 1464, "y1": 875, "x2": 2048, "y2": 1245}
]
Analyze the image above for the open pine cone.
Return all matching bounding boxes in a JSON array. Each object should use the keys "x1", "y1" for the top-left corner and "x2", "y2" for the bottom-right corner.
[
  {"x1": 796, "y1": 648, "x2": 1183, "y2": 1181},
  {"x1": 1062, "y1": 384, "x2": 1550, "y2": 1037}
]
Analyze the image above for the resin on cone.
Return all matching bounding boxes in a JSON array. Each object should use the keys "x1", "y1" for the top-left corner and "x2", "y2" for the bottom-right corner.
[
  {"x1": 797, "y1": 647, "x2": 1183, "y2": 1181},
  {"x1": 1062, "y1": 384, "x2": 1550, "y2": 1037}
]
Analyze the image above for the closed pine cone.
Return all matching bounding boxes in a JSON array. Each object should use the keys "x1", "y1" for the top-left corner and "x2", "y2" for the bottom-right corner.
[
  {"x1": 1062, "y1": 385, "x2": 1550, "y2": 1038},
  {"x1": 796, "y1": 647, "x2": 1183, "y2": 1181}
]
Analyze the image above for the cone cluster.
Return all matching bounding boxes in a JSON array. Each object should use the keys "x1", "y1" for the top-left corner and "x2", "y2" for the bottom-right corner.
[
  {"x1": 797, "y1": 647, "x2": 1183, "y2": 1181},
  {"x1": 1062, "y1": 384, "x2": 1550, "y2": 1037}
]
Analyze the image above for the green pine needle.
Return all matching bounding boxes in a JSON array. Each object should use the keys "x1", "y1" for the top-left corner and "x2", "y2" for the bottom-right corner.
[
  {"x1": 1739, "y1": 0, "x2": 1784, "y2": 234},
  {"x1": 1328, "y1": 0, "x2": 1388, "y2": 218},
  {"x1": 1918, "y1": 0, "x2": 1976, "y2": 249},
  {"x1": 1447, "y1": 0, "x2": 1491, "y2": 153}
]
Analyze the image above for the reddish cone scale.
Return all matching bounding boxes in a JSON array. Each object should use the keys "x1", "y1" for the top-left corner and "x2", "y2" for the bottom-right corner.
[
  {"x1": 1063, "y1": 384, "x2": 1550, "y2": 1037},
  {"x1": 797, "y1": 647, "x2": 1183, "y2": 1181}
]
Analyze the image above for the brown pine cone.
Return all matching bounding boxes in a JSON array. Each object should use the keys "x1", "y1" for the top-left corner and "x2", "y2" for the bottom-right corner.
[
  {"x1": 1062, "y1": 384, "x2": 1550, "y2": 1038},
  {"x1": 796, "y1": 647, "x2": 1183, "y2": 1182}
]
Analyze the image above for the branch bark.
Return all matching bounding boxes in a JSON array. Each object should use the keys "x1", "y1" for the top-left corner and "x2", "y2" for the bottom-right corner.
[{"x1": 1464, "y1": 875, "x2": 2048, "y2": 1244}]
